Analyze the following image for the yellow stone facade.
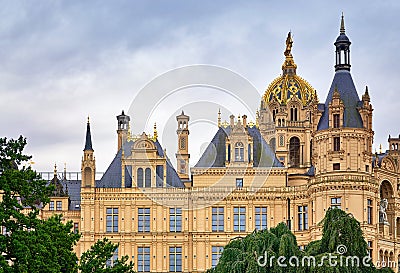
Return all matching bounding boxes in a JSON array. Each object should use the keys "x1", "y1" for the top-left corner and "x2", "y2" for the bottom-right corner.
[{"x1": 37, "y1": 18, "x2": 400, "y2": 272}]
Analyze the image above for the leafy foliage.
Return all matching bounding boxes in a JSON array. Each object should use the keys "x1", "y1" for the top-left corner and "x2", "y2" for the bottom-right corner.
[
  {"x1": 209, "y1": 208, "x2": 393, "y2": 273},
  {"x1": 79, "y1": 238, "x2": 135, "y2": 273},
  {"x1": 0, "y1": 136, "x2": 80, "y2": 272}
]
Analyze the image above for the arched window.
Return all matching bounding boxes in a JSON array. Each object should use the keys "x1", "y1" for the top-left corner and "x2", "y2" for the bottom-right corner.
[
  {"x1": 380, "y1": 180, "x2": 393, "y2": 199},
  {"x1": 290, "y1": 105, "x2": 298, "y2": 121},
  {"x1": 84, "y1": 167, "x2": 92, "y2": 187},
  {"x1": 145, "y1": 168, "x2": 151, "y2": 187},
  {"x1": 289, "y1": 137, "x2": 300, "y2": 167},
  {"x1": 235, "y1": 142, "x2": 244, "y2": 162},
  {"x1": 137, "y1": 168, "x2": 144, "y2": 187}
]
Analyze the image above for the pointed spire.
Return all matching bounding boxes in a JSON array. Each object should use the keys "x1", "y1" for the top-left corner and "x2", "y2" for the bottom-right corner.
[
  {"x1": 340, "y1": 12, "x2": 345, "y2": 34},
  {"x1": 84, "y1": 117, "x2": 93, "y2": 151},
  {"x1": 63, "y1": 163, "x2": 66, "y2": 180},
  {"x1": 153, "y1": 122, "x2": 158, "y2": 139},
  {"x1": 333, "y1": 85, "x2": 341, "y2": 99},
  {"x1": 54, "y1": 163, "x2": 57, "y2": 178},
  {"x1": 334, "y1": 13, "x2": 351, "y2": 71},
  {"x1": 362, "y1": 86, "x2": 370, "y2": 102},
  {"x1": 218, "y1": 108, "x2": 221, "y2": 127}
]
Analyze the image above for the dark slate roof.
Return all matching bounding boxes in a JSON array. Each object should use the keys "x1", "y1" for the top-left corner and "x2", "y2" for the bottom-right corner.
[
  {"x1": 194, "y1": 126, "x2": 283, "y2": 168},
  {"x1": 44, "y1": 178, "x2": 83, "y2": 210},
  {"x1": 372, "y1": 152, "x2": 388, "y2": 168},
  {"x1": 336, "y1": 33, "x2": 350, "y2": 43},
  {"x1": 62, "y1": 180, "x2": 82, "y2": 210},
  {"x1": 305, "y1": 165, "x2": 315, "y2": 176},
  {"x1": 317, "y1": 103, "x2": 325, "y2": 111},
  {"x1": 317, "y1": 71, "x2": 363, "y2": 130},
  {"x1": 97, "y1": 140, "x2": 184, "y2": 188},
  {"x1": 84, "y1": 122, "x2": 93, "y2": 151}
]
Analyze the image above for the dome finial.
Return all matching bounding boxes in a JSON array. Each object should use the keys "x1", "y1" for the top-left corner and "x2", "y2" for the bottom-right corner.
[
  {"x1": 340, "y1": 12, "x2": 345, "y2": 34},
  {"x1": 284, "y1": 31, "x2": 293, "y2": 57},
  {"x1": 282, "y1": 31, "x2": 297, "y2": 75}
]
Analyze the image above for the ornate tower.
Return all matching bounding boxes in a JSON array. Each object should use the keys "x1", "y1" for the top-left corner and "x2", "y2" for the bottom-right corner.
[
  {"x1": 81, "y1": 118, "x2": 96, "y2": 188},
  {"x1": 176, "y1": 111, "x2": 190, "y2": 181},
  {"x1": 260, "y1": 32, "x2": 317, "y2": 168},
  {"x1": 312, "y1": 15, "x2": 374, "y2": 175},
  {"x1": 116, "y1": 110, "x2": 131, "y2": 151}
]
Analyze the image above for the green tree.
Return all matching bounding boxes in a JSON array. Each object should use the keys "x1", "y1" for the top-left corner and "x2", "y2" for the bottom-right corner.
[
  {"x1": 0, "y1": 136, "x2": 80, "y2": 272},
  {"x1": 79, "y1": 238, "x2": 135, "y2": 273},
  {"x1": 209, "y1": 208, "x2": 393, "y2": 273}
]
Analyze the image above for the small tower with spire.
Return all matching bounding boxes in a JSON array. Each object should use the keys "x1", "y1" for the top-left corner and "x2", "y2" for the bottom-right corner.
[
  {"x1": 82, "y1": 117, "x2": 96, "y2": 188},
  {"x1": 116, "y1": 110, "x2": 131, "y2": 151},
  {"x1": 334, "y1": 13, "x2": 351, "y2": 71},
  {"x1": 176, "y1": 111, "x2": 190, "y2": 181}
]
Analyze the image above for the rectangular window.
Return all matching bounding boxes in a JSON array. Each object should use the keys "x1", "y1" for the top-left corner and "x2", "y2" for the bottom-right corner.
[
  {"x1": 74, "y1": 223, "x2": 79, "y2": 234},
  {"x1": 137, "y1": 247, "x2": 150, "y2": 272},
  {"x1": 331, "y1": 197, "x2": 342, "y2": 209},
  {"x1": 106, "y1": 208, "x2": 119, "y2": 233},
  {"x1": 298, "y1": 205, "x2": 308, "y2": 231},
  {"x1": 212, "y1": 207, "x2": 224, "y2": 232},
  {"x1": 233, "y1": 207, "x2": 246, "y2": 232},
  {"x1": 56, "y1": 201, "x2": 62, "y2": 211},
  {"x1": 366, "y1": 165, "x2": 369, "y2": 172},
  {"x1": 170, "y1": 208, "x2": 182, "y2": 232},
  {"x1": 169, "y1": 247, "x2": 182, "y2": 272},
  {"x1": 49, "y1": 201, "x2": 54, "y2": 211},
  {"x1": 368, "y1": 241, "x2": 373, "y2": 258},
  {"x1": 106, "y1": 247, "x2": 118, "y2": 268},
  {"x1": 333, "y1": 163, "x2": 340, "y2": 170},
  {"x1": 333, "y1": 137, "x2": 340, "y2": 151},
  {"x1": 212, "y1": 246, "x2": 224, "y2": 268},
  {"x1": 236, "y1": 178, "x2": 243, "y2": 188},
  {"x1": 138, "y1": 208, "x2": 151, "y2": 232},
  {"x1": 333, "y1": 114, "x2": 340, "y2": 128},
  {"x1": 255, "y1": 207, "x2": 268, "y2": 230},
  {"x1": 367, "y1": 199, "x2": 373, "y2": 225}
]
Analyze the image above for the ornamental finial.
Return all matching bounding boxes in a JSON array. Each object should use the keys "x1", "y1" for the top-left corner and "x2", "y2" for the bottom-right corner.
[
  {"x1": 153, "y1": 122, "x2": 158, "y2": 139},
  {"x1": 284, "y1": 31, "x2": 293, "y2": 57},
  {"x1": 340, "y1": 12, "x2": 346, "y2": 34},
  {"x1": 282, "y1": 31, "x2": 297, "y2": 75}
]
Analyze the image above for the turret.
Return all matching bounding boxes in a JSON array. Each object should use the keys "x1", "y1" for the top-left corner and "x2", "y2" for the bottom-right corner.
[
  {"x1": 82, "y1": 117, "x2": 96, "y2": 187},
  {"x1": 116, "y1": 110, "x2": 131, "y2": 151},
  {"x1": 313, "y1": 15, "x2": 373, "y2": 174},
  {"x1": 176, "y1": 111, "x2": 190, "y2": 181},
  {"x1": 334, "y1": 13, "x2": 351, "y2": 71}
]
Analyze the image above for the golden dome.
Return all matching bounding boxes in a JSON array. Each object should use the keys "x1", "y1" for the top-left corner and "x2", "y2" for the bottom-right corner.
[{"x1": 263, "y1": 32, "x2": 316, "y2": 106}]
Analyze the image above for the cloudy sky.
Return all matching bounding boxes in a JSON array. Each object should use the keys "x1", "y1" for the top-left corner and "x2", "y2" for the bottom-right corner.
[{"x1": 1, "y1": 1, "x2": 399, "y2": 173}]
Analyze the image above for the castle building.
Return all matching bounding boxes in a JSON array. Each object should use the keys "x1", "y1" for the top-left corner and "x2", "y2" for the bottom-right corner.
[{"x1": 35, "y1": 16, "x2": 399, "y2": 272}]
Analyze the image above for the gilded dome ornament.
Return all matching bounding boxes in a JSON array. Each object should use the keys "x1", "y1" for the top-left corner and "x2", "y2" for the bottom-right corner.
[{"x1": 263, "y1": 32, "x2": 317, "y2": 106}]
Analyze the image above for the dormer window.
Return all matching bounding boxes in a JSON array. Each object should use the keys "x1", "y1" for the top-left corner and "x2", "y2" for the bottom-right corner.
[{"x1": 234, "y1": 142, "x2": 244, "y2": 162}]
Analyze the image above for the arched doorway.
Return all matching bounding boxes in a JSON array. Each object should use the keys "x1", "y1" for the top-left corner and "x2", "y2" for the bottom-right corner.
[{"x1": 289, "y1": 137, "x2": 300, "y2": 167}]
